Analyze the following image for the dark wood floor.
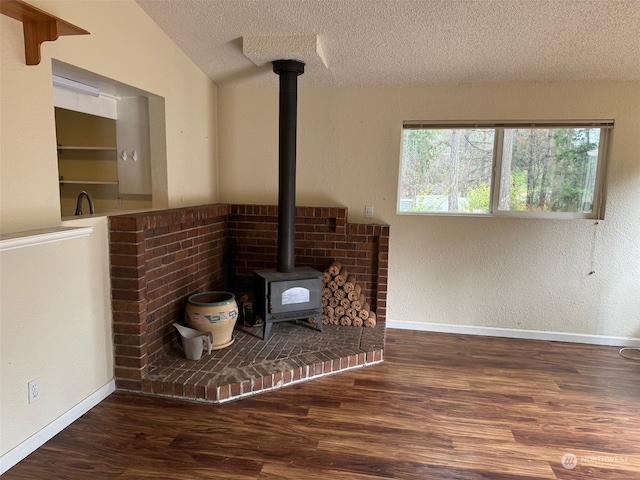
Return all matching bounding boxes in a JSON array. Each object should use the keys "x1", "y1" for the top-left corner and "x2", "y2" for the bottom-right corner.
[{"x1": 5, "y1": 330, "x2": 639, "y2": 479}]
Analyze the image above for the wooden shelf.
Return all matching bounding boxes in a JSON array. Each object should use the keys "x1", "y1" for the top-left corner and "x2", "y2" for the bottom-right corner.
[{"x1": 0, "y1": 0, "x2": 89, "y2": 65}]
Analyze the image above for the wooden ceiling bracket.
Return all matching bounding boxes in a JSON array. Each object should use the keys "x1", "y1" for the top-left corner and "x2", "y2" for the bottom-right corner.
[
  {"x1": 23, "y1": 19, "x2": 59, "y2": 65},
  {"x1": 0, "y1": 0, "x2": 89, "y2": 66}
]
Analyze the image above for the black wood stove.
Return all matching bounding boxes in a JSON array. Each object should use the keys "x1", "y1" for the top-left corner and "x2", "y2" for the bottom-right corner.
[
  {"x1": 254, "y1": 267, "x2": 323, "y2": 340},
  {"x1": 253, "y1": 59, "x2": 323, "y2": 341}
]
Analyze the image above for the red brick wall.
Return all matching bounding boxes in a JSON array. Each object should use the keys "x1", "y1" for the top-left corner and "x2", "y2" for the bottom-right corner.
[
  {"x1": 228, "y1": 204, "x2": 388, "y2": 316},
  {"x1": 109, "y1": 204, "x2": 388, "y2": 391},
  {"x1": 109, "y1": 205, "x2": 229, "y2": 390}
]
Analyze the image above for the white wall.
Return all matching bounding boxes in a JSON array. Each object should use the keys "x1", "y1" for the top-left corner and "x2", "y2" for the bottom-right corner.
[
  {"x1": 0, "y1": 0, "x2": 218, "y2": 459},
  {"x1": 0, "y1": 217, "x2": 112, "y2": 456},
  {"x1": 218, "y1": 82, "x2": 640, "y2": 339}
]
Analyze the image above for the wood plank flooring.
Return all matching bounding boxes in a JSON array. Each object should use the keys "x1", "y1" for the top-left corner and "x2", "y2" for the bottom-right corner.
[{"x1": 5, "y1": 330, "x2": 639, "y2": 479}]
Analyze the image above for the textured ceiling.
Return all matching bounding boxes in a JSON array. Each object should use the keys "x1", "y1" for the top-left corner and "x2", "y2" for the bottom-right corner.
[{"x1": 136, "y1": 0, "x2": 640, "y2": 87}]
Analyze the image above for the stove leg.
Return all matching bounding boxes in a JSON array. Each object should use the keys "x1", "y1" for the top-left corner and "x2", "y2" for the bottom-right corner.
[{"x1": 263, "y1": 321, "x2": 273, "y2": 341}]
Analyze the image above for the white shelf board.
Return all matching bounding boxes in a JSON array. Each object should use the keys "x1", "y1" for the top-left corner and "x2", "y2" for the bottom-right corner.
[
  {"x1": 59, "y1": 180, "x2": 119, "y2": 185},
  {"x1": 57, "y1": 146, "x2": 116, "y2": 151}
]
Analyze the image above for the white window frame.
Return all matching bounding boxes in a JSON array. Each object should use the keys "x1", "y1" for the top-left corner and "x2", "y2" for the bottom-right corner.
[{"x1": 398, "y1": 120, "x2": 613, "y2": 219}]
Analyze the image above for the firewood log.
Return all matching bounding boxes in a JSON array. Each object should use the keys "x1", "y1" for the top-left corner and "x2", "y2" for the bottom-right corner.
[
  {"x1": 352, "y1": 317, "x2": 363, "y2": 327},
  {"x1": 329, "y1": 316, "x2": 340, "y2": 325},
  {"x1": 358, "y1": 307, "x2": 370, "y2": 320},
  {"x1": 340, "y1": 316, "x2": 352, "y2": 326},
  {"x1": 335, "y1": 267, "x2": 348, "y2": 286},
  {"x1": 321, "y1": 314, "x2": 330, "y2": 325},
  {"x1": 352, "y1": 293, "x2": 365, "y2": 311},
  {"x1": 348, "y1": 284, "x2": 362, "y2": 301},
  {"x1": 335, "y1": 305, "x2": 345, "y2": 317},
  {"x1": 334, "y1": 288, "x2": 346, "y2": 300},
  {"x1": 328, "y1": 261, "x2": 341, "y2": 276},
  {"x1": 340, "y1": 297, "x2": 351, "y2": 309},
  {"x1": 346, "y1": 307, "x2": 357, "y2": 319},
  {"x1": 343, "y1": 275, "x2": 356, "y2": 292},
  {"x1": 324, "y1": 305, "x2": 335, "y2": 317},
  {"x1": 322, "y1": 297, "x2": 328, "y2": 308},
  {"x1": 308, "y1": 317, "x2": 317, "y2": 324},
  {"x1": 328, "y1": 280, "x2": 339, "y2": 292},
  {"x1": 322, "y1": 288, "x2": 332, "y2": 299},
  {"x1": 364, "y1": 312, "x2": 376, "y2": 328},
  {"x1": 329, "y1": 297, "x2": 339, "y2": 308},
  {"x1": 322, "y1": 271, "x2": 331, "y2": 284}
]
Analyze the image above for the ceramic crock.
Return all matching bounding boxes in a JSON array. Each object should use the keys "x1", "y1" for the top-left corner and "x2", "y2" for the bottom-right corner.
[{"x1": 185, "y1": 291, "x2": 238, "y2": 350}]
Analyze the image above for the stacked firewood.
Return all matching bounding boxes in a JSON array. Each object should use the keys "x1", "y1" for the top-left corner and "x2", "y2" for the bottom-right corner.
[{"x1": 319, "y1": 260, "x2": 377, "y2": 328}]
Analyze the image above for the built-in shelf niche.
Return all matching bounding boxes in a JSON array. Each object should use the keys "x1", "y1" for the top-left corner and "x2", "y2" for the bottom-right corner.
[
  {"x1": 57, "y1": 146, "x2": 119, "y2": 186},
  {"x1": 51, "y1": 61, "x2": 163, "y2": 217}
]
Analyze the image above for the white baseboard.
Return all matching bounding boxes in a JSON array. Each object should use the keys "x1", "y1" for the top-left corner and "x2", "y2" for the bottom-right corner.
[
  {"x1": 386, "y1": 319, "x2": 640, "y2": 347},
  {"x1": 0, "y1": 380, "x2": 116, "y2": 475}
]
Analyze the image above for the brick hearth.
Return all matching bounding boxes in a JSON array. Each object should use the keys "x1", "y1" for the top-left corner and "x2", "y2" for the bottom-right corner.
[
  {"x1": 109, "y1": 204, "x2": 388, "y2": 403},
  {"x1": 144, "y1": 322, "x2": 384, "y2": 403}
]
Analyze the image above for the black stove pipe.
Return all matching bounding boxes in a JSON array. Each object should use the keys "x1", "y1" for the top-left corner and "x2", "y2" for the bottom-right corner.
[{"x1": 273, "y1": 59, "x2": 305, "y2": 273}]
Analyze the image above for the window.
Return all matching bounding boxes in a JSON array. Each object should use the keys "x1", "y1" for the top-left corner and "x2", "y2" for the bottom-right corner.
[{"x1": 398, "y1": 121, "x2": 612, "y2": 218}]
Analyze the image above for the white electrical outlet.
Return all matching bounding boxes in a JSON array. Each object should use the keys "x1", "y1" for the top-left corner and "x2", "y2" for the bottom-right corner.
[
  {"x1": 28, "y1": 378, "x2": 40, "y2": 403},
  {"x1": 365, "y1": 205, "x2": 374, "y2": 218}
]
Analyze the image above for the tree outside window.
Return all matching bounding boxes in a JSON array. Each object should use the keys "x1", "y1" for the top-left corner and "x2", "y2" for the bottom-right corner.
[{"x1": 399, "y1": 122, "x2": 610, "y2": 219}]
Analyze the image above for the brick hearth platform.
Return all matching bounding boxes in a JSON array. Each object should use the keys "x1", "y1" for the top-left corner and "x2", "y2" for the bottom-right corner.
[
  {"x1": 109, "y1": 203, "x2": 388, "y2": 403},
  {"x1": 143, "y1": 321, "x2": 384, "y2": 403}
]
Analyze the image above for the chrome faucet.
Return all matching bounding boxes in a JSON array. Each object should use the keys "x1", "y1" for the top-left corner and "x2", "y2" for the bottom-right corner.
[{"x1": 74, "y1": 191, "x2": 95, "y2": 216}]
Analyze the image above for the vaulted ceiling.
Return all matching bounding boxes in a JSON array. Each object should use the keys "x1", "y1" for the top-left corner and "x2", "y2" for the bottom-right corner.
[{"x1": 136, "y1": 0, "x2": 640, "y2": 87}]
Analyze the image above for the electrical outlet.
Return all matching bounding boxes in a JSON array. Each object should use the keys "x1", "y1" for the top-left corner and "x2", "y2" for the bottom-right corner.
[
  {"x1": 28, "y1": 378, "x2": 40, "y2": 403},
  {"x1": 365, "y1": 205, "x2": 373, "y2": 218}
]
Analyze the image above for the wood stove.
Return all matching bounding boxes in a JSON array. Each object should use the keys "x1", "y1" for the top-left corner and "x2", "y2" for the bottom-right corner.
[
  {"x1": 254, "y1": 267, "x2": 323, "y2": 340},
  {"x1": 253, "y1": 59, "x2": 323, "y2": 340}
]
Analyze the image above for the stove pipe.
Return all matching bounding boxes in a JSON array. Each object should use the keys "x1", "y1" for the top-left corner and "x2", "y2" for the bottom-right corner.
[{"x1": 273, "y1": 59, "x2": 304, "y2": 273}]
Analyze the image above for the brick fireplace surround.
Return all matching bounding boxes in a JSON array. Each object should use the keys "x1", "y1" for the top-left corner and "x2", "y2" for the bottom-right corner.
[{"x1": 109, "y1": 204, "x2": 388, "y2": 403}]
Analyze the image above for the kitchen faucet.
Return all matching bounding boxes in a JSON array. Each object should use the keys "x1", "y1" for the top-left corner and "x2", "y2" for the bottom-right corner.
[{"x1": 74, "y1": 190, "x2": 95, "y2": 216}]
